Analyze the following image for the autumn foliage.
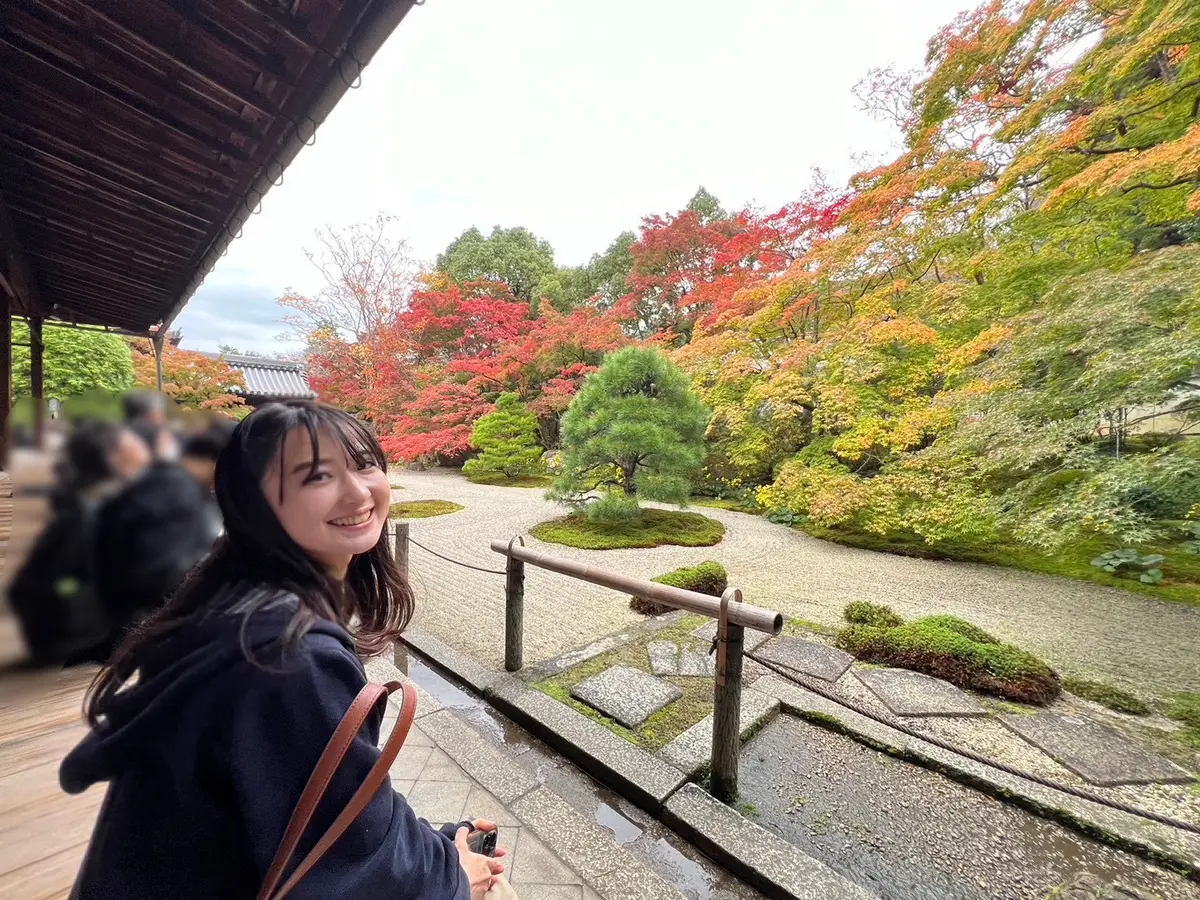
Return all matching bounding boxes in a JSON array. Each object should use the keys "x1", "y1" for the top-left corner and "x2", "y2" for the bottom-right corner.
[
  {"x1": 130, "y1": 340, "x2": 247, "y2": 417},
  {"x1": 299, "y1": 0, "x2": 1200, "y2": 559}
]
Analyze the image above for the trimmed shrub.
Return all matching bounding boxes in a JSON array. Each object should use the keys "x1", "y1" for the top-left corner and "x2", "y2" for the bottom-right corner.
[
  {"x1": 836, "y1": 615, "x2": 1060, "y2": 705},
  {"x1": 844, "y1": 601, "x2": 904, "y2": 629},
  {"x1": 631, "y1": 561, "x2": 727, "y2": 615}
]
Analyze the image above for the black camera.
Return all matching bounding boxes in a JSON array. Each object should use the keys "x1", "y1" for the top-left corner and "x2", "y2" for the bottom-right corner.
[{"x1": 467, "y1": 828, "x2": 498, "y2": 857}]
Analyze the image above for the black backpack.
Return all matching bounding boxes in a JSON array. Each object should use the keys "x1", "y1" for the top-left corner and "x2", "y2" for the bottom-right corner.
[{"x1": 8, "y1": 498, "x2": 109, "y2": 666}]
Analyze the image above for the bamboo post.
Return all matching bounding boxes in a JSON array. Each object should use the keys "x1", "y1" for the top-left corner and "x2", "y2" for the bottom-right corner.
[
  {"x1": 504, "y1": 536, "x2": 525, "y2": 672},
  {"x1": 393, "y1": 521, "x2": 410, "y2": 581},
  {"x1": 711, "y1": 588, "x2": 744, "y2": 802}
]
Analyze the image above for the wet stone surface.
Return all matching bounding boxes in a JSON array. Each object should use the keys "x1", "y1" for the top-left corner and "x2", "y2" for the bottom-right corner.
[
  {"x1": 755, "y1": 636, "x2": 854, "y2": 683},
  {"x1": 999, "y1": 712, "x2": 1194, "y2": 787},
  {"x1": 856, "y1": 668, "x2": 988, "y2": 717},
  {"x1": 569, "y1": 665, "x2": 683, "y2": 728},
  {"x1": 736, "y1": 715, "x2": 1200, "y2": 900}
]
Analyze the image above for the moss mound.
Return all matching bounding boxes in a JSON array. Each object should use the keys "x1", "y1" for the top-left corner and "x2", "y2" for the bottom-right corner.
[
  {"x1": 836, "y1": 612, "x2": 1060, "y2": 705},
  {"x1": 388, "y1": 500, "x2": 464, "y2": 519},
  {"x1": 1061, "y1": 677, "x2": 1149, "y2": 716},
  {"x1": 844, "y1": 600, "x2": 904, "y2": 629},
  {"x1": 464, "y1": 472, "x2": 554, "y2": 488},
  {"x1": 630, "y1": 561, "x2": 727, "y2": 615},
  {"x1": 530, "y1": 508, "x2": 724, "y2": 550}
]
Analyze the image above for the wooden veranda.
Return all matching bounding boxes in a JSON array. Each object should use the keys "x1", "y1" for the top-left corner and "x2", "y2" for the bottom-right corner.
[{"x1": 0, "y1": 2, "x2": 421, "y2": 895}]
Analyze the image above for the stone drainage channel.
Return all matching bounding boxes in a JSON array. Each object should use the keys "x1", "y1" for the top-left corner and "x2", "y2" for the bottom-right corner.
[
  {"x1": 401, "y1": 654, "x2": 763, "y2": 900},
  {"x1": 403, "y1": 646, "x2": 1199, "y2": 900}
]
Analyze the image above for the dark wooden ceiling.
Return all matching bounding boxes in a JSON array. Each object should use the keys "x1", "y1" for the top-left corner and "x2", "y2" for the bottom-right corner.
[{"x1": 0, "y1": 0, "x2": 414, "y2": 333}]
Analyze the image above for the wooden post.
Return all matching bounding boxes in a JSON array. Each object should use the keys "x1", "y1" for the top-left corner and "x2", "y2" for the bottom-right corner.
[
  {"x1": 0, "y1": 296, "x2": 9, "y2": 469},
  {"x1": 393, "y1": 521, "x2": 410, "y2": 581},
  {"x1": 152, "y1": 332, "x2": 165, "y2": 391},
  {"x1": 30, "y1": 315, "x2": 43, "y2": 447},
  {"x1": 711, "y1": 586, "x2": 745, "y2": 802},
  {"x1": 504, "y1": 538, "x2": 525, "y2": 672}
]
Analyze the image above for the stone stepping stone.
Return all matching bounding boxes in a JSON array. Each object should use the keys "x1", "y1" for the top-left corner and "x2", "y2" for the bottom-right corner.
[
  {"x1": 856, "y1": 668, "x2": 987, "y2": 717},
  {"x1": 691, "y1": 620, "x2": 772, "y2": 653},
  {"x1": 755, "y1": 636, "x2": 854, "y2": 683},
  {"x1": 570, "y1": 666, "x2": 683, "y2": 729},
  {"x1": 647, "y1": 641, "x2": 716, "y2": 677},
  {"x1": 998, "y1": 712, "x2": 1193, "y2": 787}
]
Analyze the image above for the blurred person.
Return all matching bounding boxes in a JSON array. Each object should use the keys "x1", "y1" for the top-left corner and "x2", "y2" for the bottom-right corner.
[
  {"x1": 123, "y1": 388, "x2": 179, "y2": 461},
  {"x1": 62, "y1": 401, "x2": 506, "y2": 899},
  {"x1": 180, "y1": 417, "x2": 236, "y2": 493},
  {"x1": 9, "y1": 420, "x2": 150, "y2": 666}
]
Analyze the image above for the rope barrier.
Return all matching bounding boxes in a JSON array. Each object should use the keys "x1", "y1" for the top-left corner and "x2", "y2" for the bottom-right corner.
[
  {"x1": 407, "y1": 536, "x2": 506, "y2": 576},
  {"x1": 748, "y1": 653, "x2": 1200, "y2": 838}
]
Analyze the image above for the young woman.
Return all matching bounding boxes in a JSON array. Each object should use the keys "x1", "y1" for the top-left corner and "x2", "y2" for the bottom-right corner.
[{"x1": 61, "y1": 401, "x2": 505, "y2": 899}]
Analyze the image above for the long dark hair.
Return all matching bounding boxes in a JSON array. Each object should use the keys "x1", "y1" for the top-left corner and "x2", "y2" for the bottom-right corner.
[{"x1": 85, "y1": 401, "x2": 412, "y2": 726}]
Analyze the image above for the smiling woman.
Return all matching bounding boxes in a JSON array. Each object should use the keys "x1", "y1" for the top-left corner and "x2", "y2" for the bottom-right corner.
[{"x1": 60, "y1": 400, "x2": 505, "y2": 900}]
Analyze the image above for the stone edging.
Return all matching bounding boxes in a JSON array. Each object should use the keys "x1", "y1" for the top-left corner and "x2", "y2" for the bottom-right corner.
[
  {"x1": 752, "y1": 674, "x2": 1200, "y2": 879},
  {"x1": 397, "y1": 636, "x2": 878, "y2": 900}
]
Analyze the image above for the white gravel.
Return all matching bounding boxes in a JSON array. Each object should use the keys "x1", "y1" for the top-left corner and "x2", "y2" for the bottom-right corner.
[{"x1": 393, "y1": 470, "x2": 1200, "y2": 697}]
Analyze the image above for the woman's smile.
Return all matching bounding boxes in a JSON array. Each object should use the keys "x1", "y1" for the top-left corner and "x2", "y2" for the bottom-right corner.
[{"x1": 329, "y1": 507, "x2": 375, "y2": 528}]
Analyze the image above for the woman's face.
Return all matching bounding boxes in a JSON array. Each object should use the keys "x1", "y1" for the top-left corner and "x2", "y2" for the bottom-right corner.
[{"x1": 263, "y1": 426, "x2": 391, "y2": 577}]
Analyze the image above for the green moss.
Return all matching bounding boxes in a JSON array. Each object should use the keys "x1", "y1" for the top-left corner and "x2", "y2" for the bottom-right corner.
[
  {"x1": 465, "y1": 472, "x2": 555, "y2": 488},
  {"x1": 844, "y1": 601, "x2": 904, "y2": 629},
  {"x1": 690, "y1": 496, "x2": 761, "y2": 514},
  {"x1": 1168, "y1": 693, "x2": 1200, "y2": 749},
  {"x1": 631, "y1": 561, "x2": 727, "y2": 615},
  {"x1": 784, "y1": 617, "x2": 836, "y2": 637},
  {"x1": 532, "y1": 614, "x2": 714, "y2": 750},
  {"x1": 837, "y1": 615, "x2": 1060, "y2": 704},
  {"x1": 530, "y1": 508, "x2": 725, "y2": 550},
  {"x1": 799, "y1": 523, "x2": 1200, "y2": 609},
  {"x1": 1061, "y1": 677, "x2": 1150, "y2": 716},
  {"x1": 388, "y1": 500, "x2": 464, "y2": 519}
]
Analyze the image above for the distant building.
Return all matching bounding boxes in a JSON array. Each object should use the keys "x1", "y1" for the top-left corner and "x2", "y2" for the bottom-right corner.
[{"x1": 219, "y1": 354, "x2": 318, "y2": 408}]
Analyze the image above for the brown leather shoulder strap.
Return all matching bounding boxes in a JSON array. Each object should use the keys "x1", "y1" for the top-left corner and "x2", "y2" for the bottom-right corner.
[{"x1": 258, "y1": 679, "x2": 418, "y2": 900}]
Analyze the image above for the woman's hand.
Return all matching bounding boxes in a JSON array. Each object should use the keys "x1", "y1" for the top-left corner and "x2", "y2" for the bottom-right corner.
[{"x1": 455, "y1": 825, "x2": 506, "y2": 899}]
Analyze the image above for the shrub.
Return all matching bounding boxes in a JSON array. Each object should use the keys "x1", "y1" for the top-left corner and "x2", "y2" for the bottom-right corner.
[
  {"x1": 1061, "y1": 677, "x2": 1149, "y2": 716},
  {"x1": 836, "y1": 615, "x2": 1060, "y2": 705},
  {"x1": 844, "y1": 601, "x2": 904, "y2": 629},
  {"x1": 1089, "y1": 548, "x2": 1165, "y2": 585},
  {"x1": 462, "y1": 394, "x2": 545, "y2": 481},
  {"x1": 630, "y1": 561, "x2": 727, "y2": 615}
]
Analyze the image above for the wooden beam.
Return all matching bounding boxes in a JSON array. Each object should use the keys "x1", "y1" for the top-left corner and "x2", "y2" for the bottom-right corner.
[{"x1": 0, "y1": 186, "x2": 38, "y2": 315}]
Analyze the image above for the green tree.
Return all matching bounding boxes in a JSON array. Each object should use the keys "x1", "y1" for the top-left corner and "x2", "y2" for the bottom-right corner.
[
  {"x1": 584, "y1": 230, "x2": 636, "y2": 308},
  {"x1": 12, "y1": 321, "x2": 133, "y2": 401},
  {"x1": 462, "y1": 393, "x2": 545, "y2": 480},
  {"x1": 436, "y1": 226, "x2": 556, "y2": 303},
  {"x1": 550, "y1": 347, "x2": 709, "y2": 515},
  {"x1": 686, "y1": 186, "x2": 728, "y2": 225}
]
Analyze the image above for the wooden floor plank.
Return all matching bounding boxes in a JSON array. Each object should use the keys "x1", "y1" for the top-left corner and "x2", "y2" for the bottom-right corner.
[{"x1": 0, "y1": 842, "x2": 88, "y2": 900}]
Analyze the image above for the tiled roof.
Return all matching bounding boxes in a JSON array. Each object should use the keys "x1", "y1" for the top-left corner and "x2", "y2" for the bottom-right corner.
[{"x1": 222, "y1": 354, "x2": 317, "y2": 401}]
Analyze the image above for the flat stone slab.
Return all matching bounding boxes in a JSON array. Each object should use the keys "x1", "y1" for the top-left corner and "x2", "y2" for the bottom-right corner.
[
  {"x1": 489, "y1": 677, "x2": 687, "y2": 807},
  {"x1": 692, "y1": 620, "x2": 771, "y2": 653},
  {"x1": 664, "y1": 783, "x2": 877, "y2": 899},
  {"x1": 856, "y1": 668, "x2": 987, "y2": 717},
  {"x1": 570, "y1": 666, "x2": 682, "y2": 728},
  {"x1": 647, "y1": 641, "x2": 716, "y2": 677},
  {"x1": 660, "y1": 687, "x2": 779, "y2": 775},
  {"x1": 755, "y1": 636, "x2": 854, "y2": 683},
  {"x1": 999, "y1": 712, "x2": 1194, "y2": 787}
]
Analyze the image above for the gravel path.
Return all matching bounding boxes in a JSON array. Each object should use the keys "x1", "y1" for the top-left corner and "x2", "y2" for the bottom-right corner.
[{"x1": 395, "y1": 470, "x2": 1200, "y2": 697}]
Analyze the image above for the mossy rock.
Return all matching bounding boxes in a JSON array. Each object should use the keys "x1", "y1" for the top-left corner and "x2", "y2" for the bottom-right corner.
[
  {"x1": 630, "y1": 561, "x2": 727, "y2": 615},
  {"x1": 836, "y1": 614, "x2": 1060, "y2": 705},
  {"x1": 388, "y1": 500, "x2": 464, "y2": 519},
  {"x1": 530, "y1": 508, "x2": 725, "y2": 550},
  {"x1": 844, "y1": 600, "x2": 904, "y2": 629}
]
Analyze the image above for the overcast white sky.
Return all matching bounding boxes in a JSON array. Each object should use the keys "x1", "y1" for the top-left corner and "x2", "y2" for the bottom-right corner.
[{"x1": 175, "y1": 0, "x2": 974, "y2": 354}]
